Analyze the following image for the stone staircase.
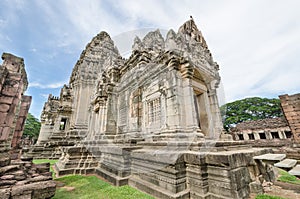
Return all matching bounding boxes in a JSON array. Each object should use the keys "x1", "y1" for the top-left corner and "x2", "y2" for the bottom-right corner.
[{"x1": 253, "y1": 153, "x2": 300, "y2": 177}]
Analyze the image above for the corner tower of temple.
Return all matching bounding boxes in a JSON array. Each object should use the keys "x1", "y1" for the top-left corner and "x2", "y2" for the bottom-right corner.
[{"x1": 69, "y1": 31, "x2": 122, "y2": 131}]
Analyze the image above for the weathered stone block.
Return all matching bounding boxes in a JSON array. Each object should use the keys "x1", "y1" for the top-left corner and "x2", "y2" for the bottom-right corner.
[
  {"x1": 288, "y1": 164, "x2": 300, "y2": 176},
  {"x1": 0, "y1": 188, "x2": 11, "y2": 199},
  {"x1": 0, "y1": 104, "x2": 10, "y2": 112},
  {"x1": 0, "y1": 175, "x2": 15, "y2": 180},
  {"x1": 274, "y1": 158, "x2": 297, "y2": 169},
  {"x1": 0, "y1": 127, "x2": 11, "y2": 140},
  {"x1": 253, "y1": 153, "x2": 286, "y2": 162},
  {"x1": 0, "y1": 112, "x2": 8, "y2": 125},
  {"x1": 249, "y1": 181, "x2": 263, "y2": 194},
  {"x1": 0, "y1": 165, "x2": 20, "y2": 174}
]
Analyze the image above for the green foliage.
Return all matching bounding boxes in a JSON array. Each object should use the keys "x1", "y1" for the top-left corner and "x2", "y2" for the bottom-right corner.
[
  {"x1": 23, "y1": 113, "x2": 41, "y2": 139},
  {"x1": 255, "y1": 195, "x2": 287, "y2": 199},
  {"x1": 53, "y1": 175, "x2": 155, "y2": 199},
  {"x1": 277, "y1": 169, "x2": 300, "y2": 185},
  {"x1": 220, "y1": 97, "x2": 283, "y2": 131}
]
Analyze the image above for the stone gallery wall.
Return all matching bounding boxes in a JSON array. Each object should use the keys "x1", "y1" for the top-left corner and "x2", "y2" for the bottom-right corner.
[
  {"x1": 0, "y1": 53, "x2": 56, "y2": 199},
  {"x1": 231, "y1": 93, "x2": 300, "y2": 143},
  {"x1": 231, "y1": 117, "x2": 292, "y2": 141}
]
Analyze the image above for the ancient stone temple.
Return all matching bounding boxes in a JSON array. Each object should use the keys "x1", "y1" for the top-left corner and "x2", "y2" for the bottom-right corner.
[
  {"x1": 35, "y1": 18, "x2": 276, "y2": 199},
  {"x1": 0, "y1": 53, "x2": 56, "y2": 199}
]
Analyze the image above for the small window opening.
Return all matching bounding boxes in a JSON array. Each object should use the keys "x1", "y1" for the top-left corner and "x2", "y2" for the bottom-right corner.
[
  {"x1": 259, "y1": 133, "x2": 266, "y2": 139},
  {"x1": 248, "y1": 134, "x2": 255, "y2": 140},
  {"x1": 238, "y1": 134, "x2": 244, "y2": 140},
  {"x1": 271, "y1": 131, "x2": 280, "y2": 139},
  {"x1": 59, "y1": 118, "x2": 67, "y2": 130},
  {"x1": 284, "y1": 131, "x2": 292, "y2": 139}
]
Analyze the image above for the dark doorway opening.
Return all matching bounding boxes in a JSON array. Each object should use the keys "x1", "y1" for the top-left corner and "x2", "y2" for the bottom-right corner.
[
  {"x1": 259, "y1": 133, "x2": 266, "y2": 139},
  {"x1": 271, "y1": 131, "x2": 280, "y2": 139}
]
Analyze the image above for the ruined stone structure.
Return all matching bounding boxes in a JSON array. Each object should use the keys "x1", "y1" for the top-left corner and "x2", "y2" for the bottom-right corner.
[
  {"x1": 0, "y1": 53, "x2": 56, "y2": 198},
  {"x1": 34, "y1": 18, "x2": 276, "y2": 199},
  {"x1": 280, "y1": 93, "x2": 300, "y2": 141},
  {"x1": 29, "y1": 88, "x2": 76, "y2": 159},
  {"x1": 229, "y1": 96, "x2": 300, "y2": 179},
  {"x1": 231, "y1": 117, "x2": 292, "y2": 141},
  {"x1": 231, "y1": 93, "x2": 300, "y2": 143}
]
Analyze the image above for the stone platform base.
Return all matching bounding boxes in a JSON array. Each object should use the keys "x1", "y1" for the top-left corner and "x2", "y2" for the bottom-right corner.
[
  {"x1": 54, "y1": 146, "x2": 99, "y2": 177},
  {"x1": 55, "y1": 141, "x2": 275, "y2": 199}
]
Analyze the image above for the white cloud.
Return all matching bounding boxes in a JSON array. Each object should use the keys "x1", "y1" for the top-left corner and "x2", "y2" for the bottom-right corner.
[
  {"x1": 1, "y1": 0, "x2": 299, "y2": 117},
  {"x1": 40, "y1": 94, "x2": 50, "y2": 99},
  {"x1": 30, "y1": 48, "x2": 37, "y2": 52},
  {"x1": 29, "y1": 82, "x2": 65, "y2": 89}
]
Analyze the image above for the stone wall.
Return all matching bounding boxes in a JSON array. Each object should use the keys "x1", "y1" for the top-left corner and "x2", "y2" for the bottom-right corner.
[
  {"x1": 0, "y1": 53, "x2": 56, "y2": 199},
  {"x1": 280, "y1": 93, "x2": 300, "y2": 142}
]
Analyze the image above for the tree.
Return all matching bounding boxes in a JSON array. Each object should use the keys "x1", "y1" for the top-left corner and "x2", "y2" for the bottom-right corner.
[
  {"x1": 220, "y1": 97, "x2": 283, "y2": 131},
  {"x1": 23, "y1": 113, "x2": 41, "y2": 139}
]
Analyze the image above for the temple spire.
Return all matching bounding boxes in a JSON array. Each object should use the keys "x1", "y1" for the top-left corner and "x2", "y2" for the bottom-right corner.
[{"x1": 178, "y1": 16, "x2": 208, "y2": 48}]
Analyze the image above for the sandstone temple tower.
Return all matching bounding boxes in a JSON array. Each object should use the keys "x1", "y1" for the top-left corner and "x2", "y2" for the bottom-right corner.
[{"x1": 32, "y1": 18, "x2": 275, "y2": 199}]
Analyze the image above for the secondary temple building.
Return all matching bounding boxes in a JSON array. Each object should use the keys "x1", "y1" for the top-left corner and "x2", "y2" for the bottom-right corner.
[{"x1": 32, "y1": 18, "x2": 277, "y2": 199}]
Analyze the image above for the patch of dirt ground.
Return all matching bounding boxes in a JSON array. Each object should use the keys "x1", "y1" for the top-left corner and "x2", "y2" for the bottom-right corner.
[{"x1": 250, "y1": 183, "x2": 300, "y2": 199}]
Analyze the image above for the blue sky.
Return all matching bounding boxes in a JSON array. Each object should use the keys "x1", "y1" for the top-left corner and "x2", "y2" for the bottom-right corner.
[{"x1": 0, "y1": 0, "x2": 299, "y2": 118}]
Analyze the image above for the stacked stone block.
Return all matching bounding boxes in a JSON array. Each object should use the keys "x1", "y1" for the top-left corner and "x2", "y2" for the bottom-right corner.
[
  {"x1": 0, "y1": 53, "x2": 56, "y2": 199},
  {"x1": 280, "y1": 93, "x2": 300, "y2": 141}
]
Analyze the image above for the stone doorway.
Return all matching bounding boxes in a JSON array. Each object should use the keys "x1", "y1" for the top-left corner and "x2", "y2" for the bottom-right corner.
[{"x1": 193, "y1": 90, "x2": 209, "y2": 136}]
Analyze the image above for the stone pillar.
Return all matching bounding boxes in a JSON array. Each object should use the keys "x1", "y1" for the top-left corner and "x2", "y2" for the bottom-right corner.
[
  {"x1": 181, "y1": 78, "x2": 199, "y2": 132},
  {"x1": 165, "y1": 71, "x2": 181, "y2": 131},
  {"x1": 0, "y1": 52, "x2": 56, "y2": 199},
  {"x1": 0, "y1": 53, "x2": 28, "y2": 154},
  {"x1": 253, "y1": 132, "x2": 260, "y2": 140},
  {"x1": 278, "y1": 130, "x2": 285, "y2": 139},
  {"x1": 243, "y1": 132, "x2": 249, "y2": 140},
  {"x1": 11, "y1": 96, "x2": 32, "y2": 158},
  {"x1": 207, "y1": 87, "x2": 223, "y2": 139}
]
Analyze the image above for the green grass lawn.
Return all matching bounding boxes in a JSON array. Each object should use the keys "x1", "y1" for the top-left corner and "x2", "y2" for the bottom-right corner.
[
  {"x1": 277, "y1": 169, "x2": 300, "y2": 185},
  {"x1": 32, "y1": 159, "x2": 154, "y2": 199},
  {"x1": 53, "y1": 175, "x2": 154, "y2": 199},
  {"x1": 255, "y1": 195, "x2": 287, "y2": 199}
]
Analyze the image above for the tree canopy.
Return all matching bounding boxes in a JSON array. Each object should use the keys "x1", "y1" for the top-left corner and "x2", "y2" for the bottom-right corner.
[
  {"x1": 220, "y1": 97, "x2": 283, "y2": 131},
  {"x1": 23, "y1": 113, "x2": 41, "y2": 139}
]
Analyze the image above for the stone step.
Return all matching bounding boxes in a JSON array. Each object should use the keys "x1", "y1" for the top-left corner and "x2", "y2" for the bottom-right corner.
[
  {"x1": 288, "y1": 164, "x2": 300, "y2": 177},
  {"x1": 274, "y1": 158, "x2": 298, "y2": 169},
  {"x1": 253, "y1": 153, "x2": 286, "y2": 162},
  {"x1": 95, "y1": 167, "x2": 129, "y2": 186}
]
